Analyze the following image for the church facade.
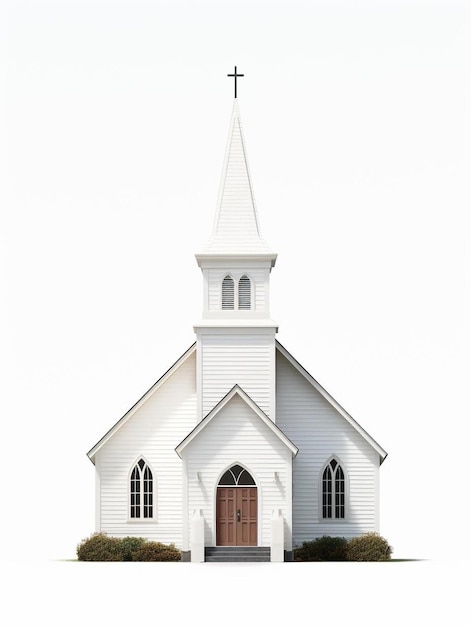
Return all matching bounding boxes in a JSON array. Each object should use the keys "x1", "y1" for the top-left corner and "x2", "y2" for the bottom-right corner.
[{"x1": 87, "y1": 99, "x2": 387, "y2": 562}]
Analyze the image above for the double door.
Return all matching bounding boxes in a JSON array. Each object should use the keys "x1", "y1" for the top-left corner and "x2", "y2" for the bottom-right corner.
[{"x1": 216, "y1": 487, "x2": 257, "y2": 546}]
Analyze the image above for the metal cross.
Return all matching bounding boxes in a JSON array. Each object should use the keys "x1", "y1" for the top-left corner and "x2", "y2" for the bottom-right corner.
[{"x1": 227, "y1": 66, "x2": 244, "y2": 99}]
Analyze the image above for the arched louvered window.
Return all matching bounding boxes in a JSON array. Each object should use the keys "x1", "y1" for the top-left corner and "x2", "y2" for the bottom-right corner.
[
  {"x1": 322, "y1": 458, "x2": 345, "y2": 519},
  {"x1": 238, "y1": 275, "x2": 251, "y2": 310},
  {"x1": 130, "y1": 458, "x2": 153, "y2": 519},
  {"x1": 222, "y1": 275, "x2": 235, "y2": 310}
]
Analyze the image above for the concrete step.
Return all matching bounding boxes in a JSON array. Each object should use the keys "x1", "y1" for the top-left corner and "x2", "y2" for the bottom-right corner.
[{"x1": 205, "y1": 547, "x2": 271, "y2": 562}]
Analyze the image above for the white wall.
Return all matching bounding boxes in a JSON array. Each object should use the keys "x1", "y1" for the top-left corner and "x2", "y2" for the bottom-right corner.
[
  {"x1": 276, "y1": 350, "x2": 380, "y2": 545},
  {"x1": 96, "y1": 352, "x2": 197, "y2": 547},
  {"x1": 200, "y1": 332, "x2": 275, "y2": 418}
]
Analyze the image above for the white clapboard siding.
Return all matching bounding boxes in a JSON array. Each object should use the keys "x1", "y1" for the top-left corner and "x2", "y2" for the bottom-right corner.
[
  {"x1": 183, "y1": 394, "x2": 291, "y2": 548},
  {"x1": 201, "y1": 334, "x2": 274, "y2": 417},
  {"x1": 97, "y1": 352, "x2": 197, "y2": 547},
  {"x1": 275, "y1": 350, "x2": 379, "y2": 544}
]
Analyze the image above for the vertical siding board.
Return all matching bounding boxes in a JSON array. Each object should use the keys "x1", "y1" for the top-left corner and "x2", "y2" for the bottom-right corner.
[
  {"x1": 98, "y1": 353, "x2": 197, "y2": 547},
  {"x1": 95, "y1": 452, "x2": 101, "y2": 532},
  {"x1": 275, "y1": 350, "x2": 379, "y2": 544}
]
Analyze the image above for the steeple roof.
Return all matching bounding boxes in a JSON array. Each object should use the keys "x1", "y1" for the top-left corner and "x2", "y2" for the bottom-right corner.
[{"x1": 200, "y1": 100, "x2": 275, "y2": 258}]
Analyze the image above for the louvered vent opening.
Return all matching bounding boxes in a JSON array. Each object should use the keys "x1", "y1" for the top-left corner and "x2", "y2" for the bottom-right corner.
[
  {"x1": 238, "y1": 275, "x2": 251, "y2": 310},
  {"x1": 222, "y1": 275, "x2": 235, "y2": 310}
]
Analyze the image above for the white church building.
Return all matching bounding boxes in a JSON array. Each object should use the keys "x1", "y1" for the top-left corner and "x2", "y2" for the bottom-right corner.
[{"x1": 87, "y1": 92, "x2": 387, "y2": 562}]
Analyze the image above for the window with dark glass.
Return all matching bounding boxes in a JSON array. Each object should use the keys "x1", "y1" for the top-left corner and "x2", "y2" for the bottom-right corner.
[
  {"x1": 130, "y1": 459, "x2": 153, "y2": 519},
  {"x1": 322, "y1": 459, "x2": 345, "y2": 519},
  {"x1": 218, "y1": 464, "x2": 256, "y2": 486},
  {"x1": 130, "y1": 466, "x2": 140, "y2": 518}
]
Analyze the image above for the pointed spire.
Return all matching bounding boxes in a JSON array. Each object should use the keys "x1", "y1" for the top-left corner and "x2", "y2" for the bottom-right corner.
[{"x1": 202, "y1": 101, "x2": 274, "y2": 256}]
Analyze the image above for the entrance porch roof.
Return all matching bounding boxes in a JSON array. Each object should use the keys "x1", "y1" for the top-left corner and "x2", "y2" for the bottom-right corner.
[{"x1": 175, "y1": 384, "x2": 298, "y2": 459}]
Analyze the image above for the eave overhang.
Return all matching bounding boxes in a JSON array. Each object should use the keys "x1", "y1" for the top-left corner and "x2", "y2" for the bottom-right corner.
[
  {"x1": 276, "y1": 341, "x2": 388, "y2": 464},
  {"x1": 86, "y1": 343, "x2": 197, "y2": 464},
  {"x1": 195, "y1": 253, "x2": 277, "y2": 269}
]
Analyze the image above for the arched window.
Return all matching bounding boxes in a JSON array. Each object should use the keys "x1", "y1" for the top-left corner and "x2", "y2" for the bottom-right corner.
[
  {"x1": 130, "y1": 458, "x2": 153, "y2": 519},
  {"x1": 222, "y1": 275, "x2": 235, "y2": 310},
  {"x1": 238, "y1": 275, "x2": 251, "y2": 310},
  {"x1": 218, "y1": 464, "x2": 256, "y2": 486},
  {"x1": 322, "y1": 458, "x2": 345, "y2": 519}
]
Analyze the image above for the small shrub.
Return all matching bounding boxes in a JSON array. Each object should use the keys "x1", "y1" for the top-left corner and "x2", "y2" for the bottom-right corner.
[
  {"x1": 77, "y1": 533, "x2": 123, "y2": 561},
  {"x1": 132, "y1": 541, "x2": 181, "y2": 562},
  {"x1": 294, "y1": 536, "x2": 348, "y2": 561},
  {"x1": 120, "y1": 536, "x2": 147, "y2": 561},
  {"x1": 346, "y1": 532, "x2": 392, "y2": 561},
  {"x1": 77, "y1": 533, "x2": 181, "y2": 562}
]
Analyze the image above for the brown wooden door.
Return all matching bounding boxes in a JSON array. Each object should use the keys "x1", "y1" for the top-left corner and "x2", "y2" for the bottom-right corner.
[{"x1": 217, "y1": 487, "x2": 257, "y2": 546}]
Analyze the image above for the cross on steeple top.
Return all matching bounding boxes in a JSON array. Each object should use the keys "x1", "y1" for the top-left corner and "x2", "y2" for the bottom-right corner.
[{"x1": 227, "y1": 66, "x2": 244, "y2": 99}]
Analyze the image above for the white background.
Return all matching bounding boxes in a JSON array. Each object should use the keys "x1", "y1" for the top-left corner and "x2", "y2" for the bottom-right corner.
[{"x1": 1, "y1": 0, "x2": 469, "y2": 622}]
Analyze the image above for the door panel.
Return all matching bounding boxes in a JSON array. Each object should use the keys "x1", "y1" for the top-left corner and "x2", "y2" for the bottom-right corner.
[
  {"x1": 216, "y1": 488, "x2": 236, "y2": 546},
  {"x1": 236, "y1": 488, "x2": 257, "y2": 546},
  {"x1": 217, "y1": 487, "x2": 257, "y2": 546}
]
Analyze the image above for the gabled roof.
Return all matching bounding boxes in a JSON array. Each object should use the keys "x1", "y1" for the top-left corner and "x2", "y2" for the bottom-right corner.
[
  {"x1": 87, "y1": 343, "x2": 196, "y2": 464},
  {"x1": 175, "y1": 384, "x2": 298, "y2": 458},
  {"x1": 87, "y1": 341, "x2": 386, "y2": 465},
  {"x1": 276, "y1": 341, "x2": 388, "y2": 464},
  {"x1": 199, "y1": 100, "x2": 275, "y2": 258}
]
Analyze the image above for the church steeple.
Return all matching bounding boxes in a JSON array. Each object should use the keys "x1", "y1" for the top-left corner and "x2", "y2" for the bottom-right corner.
[
  {"x1": 194, "y1": 94, "x2": 278, "y2": 422},
  {"x1": 195, "y1": 98, "x2": 278, "y2": 321},
  {"x1": 200, "y1": 100, "x2": 276, "y2": 258}
]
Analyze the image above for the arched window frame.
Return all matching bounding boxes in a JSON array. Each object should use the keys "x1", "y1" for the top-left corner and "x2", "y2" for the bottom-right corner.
[
  {"x1": 220, "y1": 272, "x2": 254, "y2": 311},
  {"x1": 128, "y1": 457, "x2": 154, "y2": 521},
  {"x1": 217, "y1": 463, "x2": 256, "y2": 486},
  {"x1": 319, "y1": 456, "x2": 348, "y2": 521},
  {"x1": 221, "y1": 274, "x2": 235, "y2": 310}
]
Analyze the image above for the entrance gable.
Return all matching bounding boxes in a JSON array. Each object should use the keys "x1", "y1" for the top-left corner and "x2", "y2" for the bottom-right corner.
[
  {"x1": 175, "y1": 384, "x2": 298, "y2": 459},
  {"x1": 178, "y1": 391, "x2": 295, "y2": 550}
]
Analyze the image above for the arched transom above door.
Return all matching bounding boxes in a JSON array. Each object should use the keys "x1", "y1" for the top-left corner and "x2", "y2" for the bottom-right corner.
[{"x1": 218, "y1": 464, "x2": 256, "y2": 486}]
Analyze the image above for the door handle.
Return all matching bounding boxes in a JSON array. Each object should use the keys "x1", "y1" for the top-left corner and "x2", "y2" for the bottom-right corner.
[{"x1": 237, "y1": 509, "x2": 241, "y2": 522}]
